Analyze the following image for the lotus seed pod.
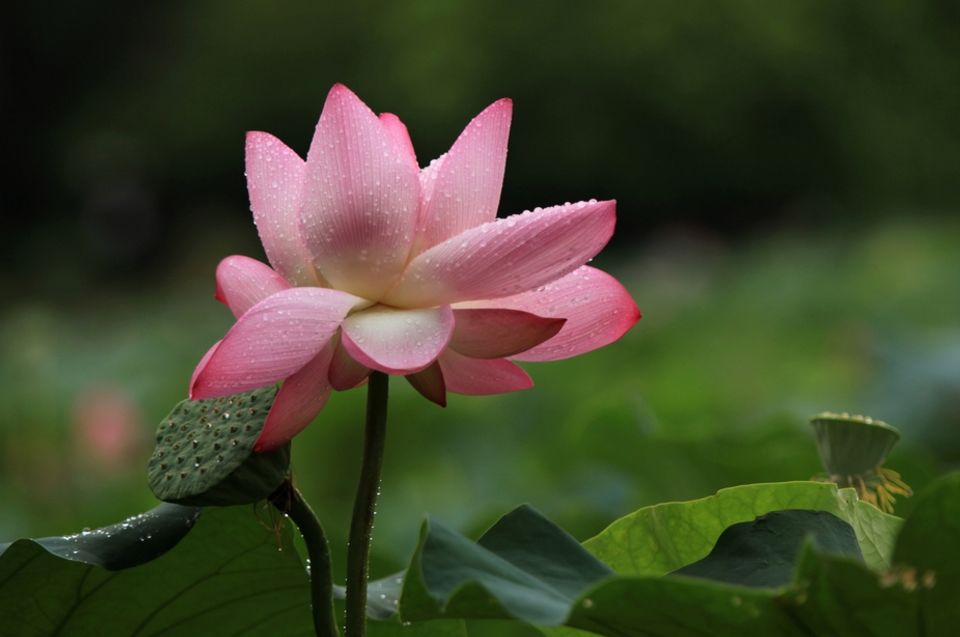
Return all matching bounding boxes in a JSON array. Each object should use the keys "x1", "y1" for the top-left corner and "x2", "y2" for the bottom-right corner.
[
  {"x1": 811, "y1": 412, "x2": 900, "y2": 476},
  {"x1": 148, "y1": 386, "x2": 290, "y2": 506},
  {"x1": 810, "y1": 412, "x2": 912, "y2": 513}
]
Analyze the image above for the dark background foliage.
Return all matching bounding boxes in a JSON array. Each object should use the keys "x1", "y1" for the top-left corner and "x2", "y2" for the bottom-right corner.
[{"x1": 5, "y1": 1, "x2": 959, "y2": 294}]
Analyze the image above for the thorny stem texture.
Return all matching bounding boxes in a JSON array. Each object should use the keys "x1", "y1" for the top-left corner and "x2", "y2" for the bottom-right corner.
[
  {"x1": 270, "y1": 481, "x2": 340, "y2": 637},
  {"x1": 345, "y1": 371, "x2": 389, "y2": 637}
]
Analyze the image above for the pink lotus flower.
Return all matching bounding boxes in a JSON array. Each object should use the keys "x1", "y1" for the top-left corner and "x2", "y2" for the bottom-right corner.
[{"x1": 190, "y1": 84, "x2": 640, "y2": 451}]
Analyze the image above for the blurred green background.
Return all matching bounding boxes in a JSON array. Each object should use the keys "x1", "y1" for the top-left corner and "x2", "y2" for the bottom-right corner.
[{"x1": 2, "y1": 0, "x2": 958, "y2": 586}]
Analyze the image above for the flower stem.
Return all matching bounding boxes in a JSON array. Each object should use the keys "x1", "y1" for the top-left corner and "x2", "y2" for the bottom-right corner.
[
  {"x1": 345, "y1": 371, "x2": 389, "y2": 637},
  {"x1": 270, "y1": 481, "x2": 340, "y2": 637}
]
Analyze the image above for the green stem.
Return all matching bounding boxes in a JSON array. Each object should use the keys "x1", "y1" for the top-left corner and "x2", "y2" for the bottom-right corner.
[
  {"x1": 345, "y1": 371, "x2": 390, "y2": 637},
  {"x1": 271, "y1": 482, "x2": 340, "y2": 637}
]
